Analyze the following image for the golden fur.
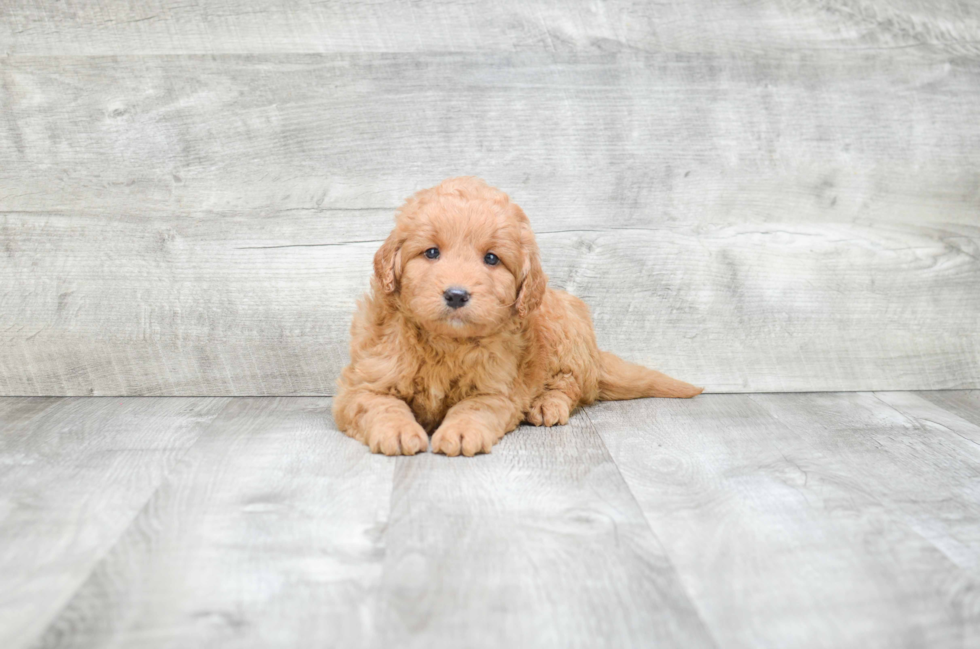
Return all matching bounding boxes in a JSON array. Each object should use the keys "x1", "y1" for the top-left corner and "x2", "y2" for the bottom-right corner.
[{"x1": 333, "y1": 177, "x2": 702, "y2": 456}]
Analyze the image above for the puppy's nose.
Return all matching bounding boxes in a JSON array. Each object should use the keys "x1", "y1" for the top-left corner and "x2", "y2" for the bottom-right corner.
[{"x1": 443, "y1": 287, "x2": 471, "y2": 309}]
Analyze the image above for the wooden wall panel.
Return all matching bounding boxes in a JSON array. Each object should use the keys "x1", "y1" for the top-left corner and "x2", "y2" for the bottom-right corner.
[
  {"x1": 1, "y1": 9, "x2": 978, "y2": 395},
  {"x1": 2, "y1": 1, "x2": 979, "y2": 55},
  {"x1": 2, "y1": 210, "x2": 977, "y2": 395},
  {"x1": 2, "y1": 53, "x2": 978, "y2": 223}
]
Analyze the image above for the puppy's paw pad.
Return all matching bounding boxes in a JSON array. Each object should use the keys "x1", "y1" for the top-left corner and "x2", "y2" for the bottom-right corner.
[
  {"x1": 367, "y1": 421, "x2": 428, "y2": 456},
  {"x1": 399, "y1": 425, "x2": 429, "y2": 455},
  {"x1": 527, "y1": 394, "x2": 571, "y2": 427},
  {"x1": 432, "y1": 421, "x2": 494, "y2": 457},
  {"x1": 431, "y1": 426, "x2": 462, "y2": 456},
  {"x1": 460, "y1": 428, "x2": 491, "y2": 457}
]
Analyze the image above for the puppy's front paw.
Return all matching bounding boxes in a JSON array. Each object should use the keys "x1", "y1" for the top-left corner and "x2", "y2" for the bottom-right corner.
[
  {"x1": 366, "y1": 420, "x2": 428, "y2": 456},
  {"x1": 431, "y1": 419, "x2": 499, "y2": 457},
  {"x1": 527, "y1": 392, "x2": 571, "y2": 427}
]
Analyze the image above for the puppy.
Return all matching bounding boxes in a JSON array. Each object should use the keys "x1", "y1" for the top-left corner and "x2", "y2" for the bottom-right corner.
[{"x1": 333, "y1": 177, "x2": 702, "y2": 456}]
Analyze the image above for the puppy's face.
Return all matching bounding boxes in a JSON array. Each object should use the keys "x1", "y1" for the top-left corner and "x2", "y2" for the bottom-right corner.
[{"x1": 374, "y1": 178, "x2": 545, "y2": 338}]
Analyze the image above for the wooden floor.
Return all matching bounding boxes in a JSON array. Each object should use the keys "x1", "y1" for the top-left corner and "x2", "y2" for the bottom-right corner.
[{"x1": 3, "y1": 391, "x2": 980, "y2": 648}]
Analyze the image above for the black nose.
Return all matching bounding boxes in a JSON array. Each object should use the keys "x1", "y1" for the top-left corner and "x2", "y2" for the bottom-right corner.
[{"x1": 443, "y1": 287, "x2": 470, "y2": 309}]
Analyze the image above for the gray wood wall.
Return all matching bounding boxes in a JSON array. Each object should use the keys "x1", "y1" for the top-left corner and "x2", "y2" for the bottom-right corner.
[{"x1": 1, "y1": 1, "x2": 978, "y2": 396}]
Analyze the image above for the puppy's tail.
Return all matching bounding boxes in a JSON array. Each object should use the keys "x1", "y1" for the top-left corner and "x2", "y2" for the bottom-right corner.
[{"x1": 598, "y1": 351, "x2": 704, "y2": 400}]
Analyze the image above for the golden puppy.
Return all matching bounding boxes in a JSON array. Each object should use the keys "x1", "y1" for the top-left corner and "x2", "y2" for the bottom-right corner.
[{"x1": 334, "y1": 177, "x2": 702, "y2": 456}]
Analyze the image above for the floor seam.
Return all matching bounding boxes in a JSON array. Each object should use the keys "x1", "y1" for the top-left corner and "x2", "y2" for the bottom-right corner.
[
  {"x1": 20, "y1": 396, "x2": 236, "y2": 649},
  {"x1": 873, "y1": 391, "x2": 980, "y2": 452},
  {"x1": 758, "y1": 392, "x2": 980, "y2": 584},
  {"x1": 581, "y1": 407, "x2": 722, "y2": 649}
]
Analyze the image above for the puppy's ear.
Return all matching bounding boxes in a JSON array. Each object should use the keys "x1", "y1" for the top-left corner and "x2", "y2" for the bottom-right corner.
[
  {"x1": 373, "y1": 232, "x2": 403, "y2": 294},
  {"x1": 515, "y1": 221, "x2": 546, "y2": 318}
]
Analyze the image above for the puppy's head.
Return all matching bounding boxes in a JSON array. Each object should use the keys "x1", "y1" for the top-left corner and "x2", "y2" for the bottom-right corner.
[{"x1": 373, "y1": 177, "x2": 546, "y2": 338}]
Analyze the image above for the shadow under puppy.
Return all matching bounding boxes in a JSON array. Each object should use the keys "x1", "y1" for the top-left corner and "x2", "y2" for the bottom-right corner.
[{"x1": 334, "y1": 177, "x2": 702, "y2": 456}]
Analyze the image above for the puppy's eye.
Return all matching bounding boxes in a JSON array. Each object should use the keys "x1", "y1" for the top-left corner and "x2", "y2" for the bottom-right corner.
[
  {"x1": 424, "y1": 247, "x2": 440, "y2": 260},
  {"x1": 484, "y1": 252, "x2": 500, "y2": 266}
]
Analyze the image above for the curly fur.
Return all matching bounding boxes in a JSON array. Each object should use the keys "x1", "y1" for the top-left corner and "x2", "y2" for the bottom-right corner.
[{"x1": 333, "y1": 177, "x2": 702, "y2": 456}]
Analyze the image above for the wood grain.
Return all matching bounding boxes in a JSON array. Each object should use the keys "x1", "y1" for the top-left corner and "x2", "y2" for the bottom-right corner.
[
  {"x1": 759, "y1": 391, "x2": 980, "y2": 579},
  {"x1": 916, "y1": 390, "x2": 980, "y2": 430},
  {"x1": 28, "y1": 397, "x2": 395, "y2": 649},
  {"x1": 1, "y1": 51, "x2": 978, "y2": 395},
  {"x1": 2, "y1": 213, "x2": 977, "y2": 395},
  {"x1": 590, "y1": 394, "x2": 980, "y2": 648},
  {"x1": 3, "y1": 53, "x2": 979, "y2": 222},
  {"x1": 0, "y1": 396, "x2": 228, "y2": 649},
  {"x1": 2, "y1": 1, "x2": 979, "y2": 55},
  {"x1": 6, "y1": 393, "x2": 980, "y2": 647},
  {"x1": 372, "y1": 413, "x2": 715, "y2": 649}
]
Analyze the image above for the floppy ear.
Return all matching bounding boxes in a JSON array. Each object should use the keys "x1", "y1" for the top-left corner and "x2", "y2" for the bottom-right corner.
[
  {"x1": 373, "y1": 232, "x2": 403, "y2": 294},
  {"x1": 515, "y1": 222, "x2": 546, "y2": 318}
]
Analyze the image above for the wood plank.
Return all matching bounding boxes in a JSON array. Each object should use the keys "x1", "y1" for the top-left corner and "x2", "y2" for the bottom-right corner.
[
  {"x1": 0, "y1": 396, "x2": 228, "y2": 649},
  {"x1": 30, "y1": 397, "x2": 395, "y2": 649},
  {"x1": 0, "y1": 396, "x2": 63, "y2": 436},
  {"x1": 2, "y1": 213, "x2": 976, "y2": 395},
  {"x1": 3, "y1": 53, "x2": 978, "y2": 223},
  {"x1": 875, "y1": 390, "x2": 980, "y2": 447},
  {"x1": 373, "y1": 414, "x2": 715, "y2": 649},
  {"x1": 590, "y1": 394, "x2": 980, "y2": 648},
  {"x1": 2, "y1": 52, "x2": 978, "y2": 395},
  {"x1": 758, "y1": 391, "x2": 980, "y2": 575},
  {"x1": 2, "y1": 0, "x2": 979, "y2": 55},
  {"x1": 916, "y1": 390, "x2": 980, "y2": 431}
]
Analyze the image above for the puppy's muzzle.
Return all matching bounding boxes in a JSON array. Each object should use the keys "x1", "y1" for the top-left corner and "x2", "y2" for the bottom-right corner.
[{"x1": 443, "y1": 287, "x2": 471, "y2": 309}]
